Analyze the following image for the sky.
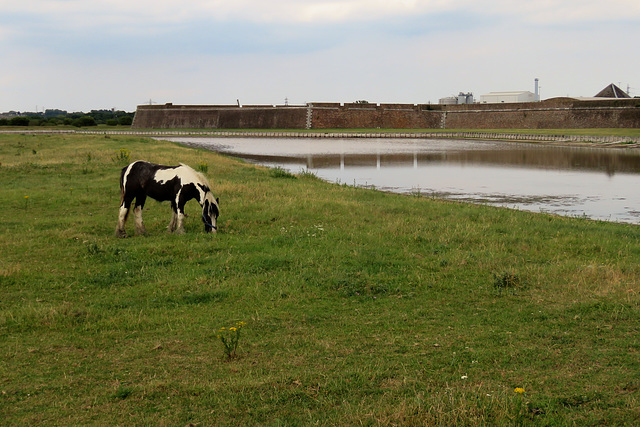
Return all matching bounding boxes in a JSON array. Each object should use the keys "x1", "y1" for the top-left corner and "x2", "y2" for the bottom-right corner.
[{"x1": 1, "y1": 0, "x2": 639, "y2": 113}]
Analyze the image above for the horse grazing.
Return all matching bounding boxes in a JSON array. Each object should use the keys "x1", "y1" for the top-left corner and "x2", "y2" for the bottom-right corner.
[{"x1": 115, "y1": 161, "x2": 220, "y2": 237}]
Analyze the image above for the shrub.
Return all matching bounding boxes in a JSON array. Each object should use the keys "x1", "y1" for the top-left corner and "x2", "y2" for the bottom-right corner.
[
  {"x1": 9, "y1": 116, "x2": 30, "y2": 126},
  {"x1": 72, "y1": 116, "x2": 97, "y2": 127}
]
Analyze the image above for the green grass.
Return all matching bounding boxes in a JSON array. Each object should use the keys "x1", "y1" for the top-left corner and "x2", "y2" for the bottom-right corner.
[{"x1": 2, "y1": 133, "x2": 640, "y2": 425}]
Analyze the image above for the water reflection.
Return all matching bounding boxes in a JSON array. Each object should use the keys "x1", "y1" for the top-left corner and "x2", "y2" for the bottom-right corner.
[{"x1": 166, "y1": 137, "x2": 640, "y2": 224}]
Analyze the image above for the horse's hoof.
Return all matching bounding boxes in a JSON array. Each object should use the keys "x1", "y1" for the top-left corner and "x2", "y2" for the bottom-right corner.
[{"x1": 115, "y1": 230, "x2": 127, "y2": 238}]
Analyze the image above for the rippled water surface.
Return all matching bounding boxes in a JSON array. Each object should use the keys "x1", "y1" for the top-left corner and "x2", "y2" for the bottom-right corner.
[{"x1": 166, "y1": 137, "x2": 640, "y2": 224}]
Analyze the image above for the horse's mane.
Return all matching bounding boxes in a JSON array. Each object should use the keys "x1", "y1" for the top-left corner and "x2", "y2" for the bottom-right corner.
[{"x1": 180, "y1": 163, "x2": 212, "y2": 190}]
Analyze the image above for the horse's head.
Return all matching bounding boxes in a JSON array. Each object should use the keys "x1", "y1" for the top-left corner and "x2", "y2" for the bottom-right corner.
[{"x1": 202, "y1": 193, "x2": 220, "y2": 233}]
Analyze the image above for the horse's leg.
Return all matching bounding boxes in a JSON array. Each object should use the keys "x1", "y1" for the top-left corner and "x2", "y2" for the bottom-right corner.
[
  {"x1": 115, "y1": 196, "x2": 133, "y2": 238},
  {"x1": 168, "y1": 210, "x2": 178, "y2": 232},
  {"x1": 175, "y1": 209, "x2": 186, "y2": 234},
  {"x1": 134, "y1": 194, "x2": 147, "y2": 235},
  {"x1": 168, "y1": 200, "x2": 178, "y2": 232},
  {"x1": 175, "y1": 197, "x2": 186, "y2": 235}
]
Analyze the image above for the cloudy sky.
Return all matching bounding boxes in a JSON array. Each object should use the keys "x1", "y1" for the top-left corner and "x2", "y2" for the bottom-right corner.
[{"x1": 1, "y1": 0, "x2": 638, "y2": 113}]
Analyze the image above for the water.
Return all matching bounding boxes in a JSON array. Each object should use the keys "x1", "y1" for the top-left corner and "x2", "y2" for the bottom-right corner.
[{"x1": 165, "y1": 137, "x2": 640, "y2": 224}]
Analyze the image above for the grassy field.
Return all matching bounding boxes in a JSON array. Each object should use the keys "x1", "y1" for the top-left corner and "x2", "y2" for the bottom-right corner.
[{"x1": 1, "y1": 133, "x2": 640, "y2": 425}]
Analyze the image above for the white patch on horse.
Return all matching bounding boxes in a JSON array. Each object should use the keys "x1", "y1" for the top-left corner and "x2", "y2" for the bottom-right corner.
[
  {"x1": 154, "y1": 167, "x2": 180, "y2": 185},
  {"x1": 121, "y1": 161, "x2": 140, "y2": 193},
  {"x1": 117, "y1": 205, "x2": 128, "y2": 227},
  {"x1": 155, "y1": 164, "x2": 203, "y2": 186}
]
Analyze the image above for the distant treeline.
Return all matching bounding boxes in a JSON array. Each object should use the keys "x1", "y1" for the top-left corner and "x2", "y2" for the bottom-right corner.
[{"x1": 0, "y1": 109, "x2": 135, "y2": 127}]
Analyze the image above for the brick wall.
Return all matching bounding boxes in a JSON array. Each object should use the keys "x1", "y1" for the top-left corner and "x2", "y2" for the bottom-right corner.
[
  {"x1": 132, "y1": 104, "x2": 307, "y2": 129},
  {"x1": 308, "y1": 104, "x2": 442, "y2": 129},
  {"x1": 132, "y1": 99, "x2": 640, "y2": 129}
]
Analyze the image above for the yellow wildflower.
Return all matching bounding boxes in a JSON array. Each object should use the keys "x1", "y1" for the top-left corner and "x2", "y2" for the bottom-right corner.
[{"x1": 514, "y1": 387, "x2": 525, "y2": 394}]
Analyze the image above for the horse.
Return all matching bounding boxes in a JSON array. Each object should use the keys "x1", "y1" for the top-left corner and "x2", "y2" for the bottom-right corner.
[{"x1": 115, "y1": 161, "x2": 219, "y2": 237}]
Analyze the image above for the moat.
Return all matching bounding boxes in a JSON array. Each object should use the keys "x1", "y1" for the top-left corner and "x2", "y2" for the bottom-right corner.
[{"x1": 166, "y1": 136, "x2": 640, "y2": 224}]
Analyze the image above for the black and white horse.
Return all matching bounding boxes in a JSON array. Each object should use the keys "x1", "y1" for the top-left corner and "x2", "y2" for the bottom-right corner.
[{"x1": 115, "y1": 161, "x2": 219, "y2": 237}]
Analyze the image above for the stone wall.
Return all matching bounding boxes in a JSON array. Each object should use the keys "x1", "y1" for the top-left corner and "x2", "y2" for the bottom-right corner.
[
  {"x1": 442, "y1": 98, "x2": 640, "y2": 129},
  {"x1": 132, "y1": 104, "x2": 308, "y2": 129},
  {"x1": 132, "y1": 99, "x2": 640, "y2": 130},
  {"x1": 309, "y1": 103, "x2": 442, "y2": 129}
]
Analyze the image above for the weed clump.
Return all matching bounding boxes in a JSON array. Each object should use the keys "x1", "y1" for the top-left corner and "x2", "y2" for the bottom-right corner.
[
  {"x1": 112, "y1": 148, "x2": 131, "y2": 164},
  {"x1": 198, "y1": 161, "x2": 208, "y2": 173},
  {"x1": 270, "y1": 166, "x2": 296, "y2": 179},
  {"x1": 112, "y1": 386, "x2": 134, "y2": 400},
  {"x1": 216, "y1": 321, "x2": 247, "y2": 360},
  {"x1": 492, "y1": 271, "x2": 524, "y2": 294}
]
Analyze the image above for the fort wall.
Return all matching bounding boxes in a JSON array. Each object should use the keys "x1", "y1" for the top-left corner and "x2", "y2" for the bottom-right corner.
[
  {"x1": 132, "y1": 99, "x2": 640, "y2": 130},
  {"x1": 132, "y1": 104, "x2": 308, "y2": 129}
]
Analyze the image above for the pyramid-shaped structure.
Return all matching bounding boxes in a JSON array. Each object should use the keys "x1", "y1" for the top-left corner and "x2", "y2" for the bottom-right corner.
[{"x1": 595, "y1": 83, "x2": 630, "y2": 98}]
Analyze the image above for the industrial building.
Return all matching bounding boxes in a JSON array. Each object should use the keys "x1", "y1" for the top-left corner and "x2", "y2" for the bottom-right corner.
[
  {"x1": 441, "y1": 80, "x2": 634, "y2": 106},
  {"x1": 479, "y1": 91, "x2": 537, "y2": 104},
  {"x1": 438, "y1": 92, "x2": 475, "y2": 105},
  {"x1": 477, "y1": 78, "x2": 541, "y2": 104}
]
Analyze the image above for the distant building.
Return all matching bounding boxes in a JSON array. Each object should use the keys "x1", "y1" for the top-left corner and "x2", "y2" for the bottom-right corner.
[
  {"x1": 595, "y1": 83, "x2": 630, "y2": 99},
  {"x1": 572, "y1": 83, "x2": 632, "y2": 101},
  {"x1": 438, "y1": 96, "x2": 457, "y2": 105},
  {"x1": 457, "y1": 92, "x2": 474, "y2": 104},
  {"x1": 439, "y1": 92, "x2": 474, "y2": 105},
  {"x1": 480, "y1": 91, "x2": 537, "y2": 104},
  {"x1": 0, "y1": 111, "x2": 22, "y2": 118}
]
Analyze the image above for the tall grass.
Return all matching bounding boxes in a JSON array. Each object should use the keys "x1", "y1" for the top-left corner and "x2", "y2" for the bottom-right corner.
[{"x1": 1, "y1": 133, "x2": 640, "y2": 425}]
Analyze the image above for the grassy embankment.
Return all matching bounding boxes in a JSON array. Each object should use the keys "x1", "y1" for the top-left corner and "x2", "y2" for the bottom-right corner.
[
  {"x1": 231, "y1": 128, "x2": 640, "y2": 138},
  {"x1": 136, "y1": 127, "x2": 640, "y2": 140},
  {"x1": 3, "y1": 126, "x2": 640, "y2": 139},
  {"x1": 1, "y1": 133, "x2": 640, "y2": 425}
]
